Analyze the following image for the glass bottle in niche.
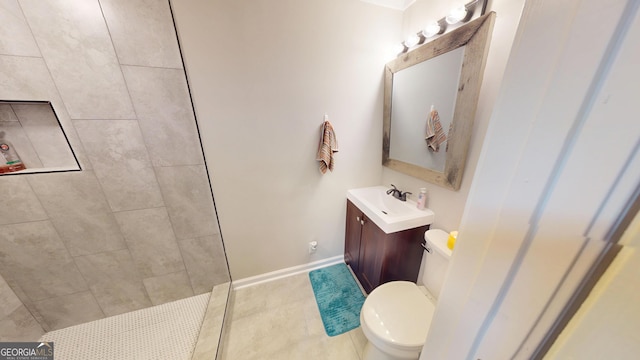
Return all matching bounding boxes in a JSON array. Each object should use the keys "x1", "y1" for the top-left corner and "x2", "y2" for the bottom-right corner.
[{"x1": 0, "y1": 131, "x2": 26, "y2": 174}]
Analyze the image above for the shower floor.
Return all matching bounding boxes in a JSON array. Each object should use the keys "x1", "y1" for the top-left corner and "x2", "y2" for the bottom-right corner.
[{"x1": 39, "y1": 292, "x2": 210, "y2": 360}]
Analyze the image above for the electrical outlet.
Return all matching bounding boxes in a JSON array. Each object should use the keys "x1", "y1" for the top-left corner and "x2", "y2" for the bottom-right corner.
[{"x1": 308, "y1": 241, "x2": 318, "y2": 254}]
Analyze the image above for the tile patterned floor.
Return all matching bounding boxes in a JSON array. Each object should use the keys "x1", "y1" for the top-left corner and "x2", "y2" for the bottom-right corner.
[
  {"x1": 40, "y1": 293, "x2": 211, "y2": 360},
  {"x1": 221, "y1": 272, "x2": 367, "y2": 360},
  {"x1": 36, "y1": 272, "x2": 364, "y2": 360}
]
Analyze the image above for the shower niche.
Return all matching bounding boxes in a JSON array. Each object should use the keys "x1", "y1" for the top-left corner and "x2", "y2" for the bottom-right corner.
[{"x1": 0, "y1": 100, "x2": 80, "y2": 175}]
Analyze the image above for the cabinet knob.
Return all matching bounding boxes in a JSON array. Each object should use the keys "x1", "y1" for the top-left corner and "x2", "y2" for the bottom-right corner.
[
  {"x1": 356, "y1": 216, "x2": 360, "y2": 222},
  {"x1": 360, "y1": 220, "x2": 365, "y2": 225}
]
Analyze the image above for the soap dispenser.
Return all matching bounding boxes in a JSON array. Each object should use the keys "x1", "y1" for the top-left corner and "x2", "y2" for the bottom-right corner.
[{"x1": 416, "y1": 188, "x2": 427, "y2": 209}]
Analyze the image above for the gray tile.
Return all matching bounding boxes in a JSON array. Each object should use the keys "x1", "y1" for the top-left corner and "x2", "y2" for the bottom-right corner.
[
  {"x1": 0, "y1": 120, "x2": 44, "y2": 168},
  {"x1": 11, "y1": 103, "x2": 79, "y2": 169},
  {"x1": 99, "y1": 0, "x2": 182, "y2": 68},
  {"x1": 0, "y1": 221, "x2": 88, "y2": 301},
  {"x1": 0, "y1": 275, "x2": 22, "y2": 319},
  {"x1": 156, "y1": 165, "x2": 218, "y2": 239},
  {"x1": 33, "y1": 291, "x2": 104, "y2": 330},
  {"x1": 114, "y1": 207, "x2": 185, "y2": 277},
  {"x1": 270, "y1": 332, "x2": 361, "y2": 360},
  {"x1": 232, "y1": 273, "x2": 314, "y2": 320},
  {"x1": 179, "y1": 235, "x2": 230, "y2": 295},
  {"x1": 318, "y1": 334, "x2": 365, "y2": 360},
  {"x1": 0, "y1": 305, "x2": 44, "y2": 342},
  {"x1": 0, "y1": 104, "x2": 18, "y2": 121},
  {"x1": 122, "y1": 66, "x2": 203, "y2": 166},
  {"x1": 222, "y1": 273, "x2": 362, "y2": 360},
  {"x1": 0, "y1": 56, "x2": 91, "y2": 170},
  {"x1": 39, "y1": 101, "x2": 89, "y2": 170},
  {"x1": 74, "y1": 120, "x2": 164, "y2": 211},
  {"x1": 28, "y1": 171, "x2": 127, "y2": 256},
  {"x1": 74, "y1": 249, "x2": 152, "y2": 317},
  {"x1": 0, "y1": 0, "x2": 41, "y2": 57},
  {"x1": 302, "y1": 292, "x2": 326, "y2": 337},
  {"x1": 0, "y1": 56, "x2": 56, "y2": 100},
  {"x1": 348, "y1": 327, "x2": 368, "y2": 359},
  {"x1": 20, "y1": 0, "x2": 135, "y2": 119},
  {"x1": 143, "y1": 271, "x2": 193, "y2": 306},
  {"x1": 0, "y1": 174, "x2": 48, "y2": 225},
  {"x1": 223, "y1": 298, "x2": 310, "y2": 359},
  {"x1": 1, "y1": 277, "x2": 50, "y2": 332}
]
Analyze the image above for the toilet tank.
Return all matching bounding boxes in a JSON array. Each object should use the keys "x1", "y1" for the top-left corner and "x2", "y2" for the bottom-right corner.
[{"x1": 420, "y1": 229, "x2": 453, "y2": 300}]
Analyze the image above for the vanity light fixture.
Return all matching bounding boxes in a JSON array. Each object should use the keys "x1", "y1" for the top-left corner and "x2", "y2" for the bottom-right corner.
[
  {"x1": 421, "y1": 20, "x2": 445, "y2": 38},
  {"x1": 395, "y1": 0, "x2": 486, "y2": 55},
  {"x1": 404, "y1": 34, "x2": 420, "y2": 48},
  {"x1": 446, "y1": 5, "x2": 469, "y2": 24},
  {"x1": 393, "y1": 43, "x2": 409, "y2": 57}
]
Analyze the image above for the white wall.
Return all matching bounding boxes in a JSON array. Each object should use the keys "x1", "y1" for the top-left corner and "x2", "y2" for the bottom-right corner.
[
  {"x1": 171, "y1": 0, "x2": 402, "y2": 279},
  {"x1": 173, "y1": 1, "x2": 640, "y2": 358},
  {"x1": 172, "y1": 0, "x2": 527, "y2": 281},
  {"x1": 382, "y1": 0, "x2": 525, "y2": 233}
]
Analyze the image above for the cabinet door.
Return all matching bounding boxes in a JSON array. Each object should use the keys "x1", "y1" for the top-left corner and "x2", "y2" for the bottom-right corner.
[
  {"x1": 344, "y1": 200, "x2": 363, "y2": 273},
  {"x1": 358, "y1": 215, "x2": 387, "y2": 294},
  {"x1": 380, "y1": 225, "x2": 430, "y2": 284}
]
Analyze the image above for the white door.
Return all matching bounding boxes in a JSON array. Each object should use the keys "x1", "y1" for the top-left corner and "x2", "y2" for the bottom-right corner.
[{"x1": 422, "y1": 0, "x2": 640, "y2": 359}]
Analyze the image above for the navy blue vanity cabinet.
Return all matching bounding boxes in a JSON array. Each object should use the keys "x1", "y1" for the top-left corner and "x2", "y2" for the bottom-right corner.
[{"x1": 344, "y1": 199, "x2": 429, "y2": 294}]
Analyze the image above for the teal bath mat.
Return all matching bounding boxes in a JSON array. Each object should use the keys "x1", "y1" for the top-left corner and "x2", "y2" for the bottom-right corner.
[{"x1": 309, "y1": 263, "x2": 365, "y2": 337}]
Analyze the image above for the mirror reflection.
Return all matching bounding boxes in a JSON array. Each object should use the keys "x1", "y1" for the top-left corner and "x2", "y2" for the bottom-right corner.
[
  {"x1": 389, "y1": 46, "x2": 465, "y2": 172},
  {"x1": 383, "y1": 12, "x2": 496, "y2": 190}
]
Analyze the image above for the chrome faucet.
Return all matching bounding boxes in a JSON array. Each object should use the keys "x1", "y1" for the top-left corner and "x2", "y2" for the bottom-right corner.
[{"x1": 386, "y1": 184, "x2": 412, "y2": 201}]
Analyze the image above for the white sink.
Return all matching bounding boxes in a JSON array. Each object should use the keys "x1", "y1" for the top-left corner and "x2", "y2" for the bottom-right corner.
[{"x1": 347, "y1": 186, "x2": 435, "y2": 234}]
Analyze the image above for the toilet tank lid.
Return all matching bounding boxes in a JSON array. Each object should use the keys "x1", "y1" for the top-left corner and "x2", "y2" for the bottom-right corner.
[{"x1": 424, "y1": 229, "x2": 452, "y2": 258}]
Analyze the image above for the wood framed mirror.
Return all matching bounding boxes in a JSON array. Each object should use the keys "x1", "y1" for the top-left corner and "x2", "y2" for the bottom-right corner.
[{"x1": 383, "y1": 12, "x2": 495, "y2": 190}]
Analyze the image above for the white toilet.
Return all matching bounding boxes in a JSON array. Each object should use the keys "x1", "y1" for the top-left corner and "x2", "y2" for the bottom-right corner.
[{"x1": 360, "y1": 229, "x2": 452, "y2": 360}]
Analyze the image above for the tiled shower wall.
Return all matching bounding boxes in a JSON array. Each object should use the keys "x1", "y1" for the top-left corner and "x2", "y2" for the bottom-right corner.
[{"x1": 0, "y1": 0, "x2": 230, "y2": 340}]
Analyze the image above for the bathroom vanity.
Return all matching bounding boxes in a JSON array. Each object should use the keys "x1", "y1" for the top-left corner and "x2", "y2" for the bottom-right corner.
[{"x1": 344, "y1": 187, "x2": 435, "y2": 294}]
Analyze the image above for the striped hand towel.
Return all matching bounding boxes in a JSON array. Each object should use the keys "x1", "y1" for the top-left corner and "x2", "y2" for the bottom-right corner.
[
  {"x1": 425, "y1": 106, "x2": 446, "y2": 152},
  {"x1": 316, "y1": 120, "x2": 338, "y2": 174}
]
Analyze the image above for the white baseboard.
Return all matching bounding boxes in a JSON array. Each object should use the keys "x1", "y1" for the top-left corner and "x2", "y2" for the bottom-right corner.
[{"x1": 232, "y1": 255, "x2": 344, "y2": 290}]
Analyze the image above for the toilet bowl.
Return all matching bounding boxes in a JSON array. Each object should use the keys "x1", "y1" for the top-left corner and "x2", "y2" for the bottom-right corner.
[
  {"x1": 360, "y1": 281, "x2": 435, "y2": 359},
  {"x1": 359, "y1": 229, "x2": 452, "y2": 360}
]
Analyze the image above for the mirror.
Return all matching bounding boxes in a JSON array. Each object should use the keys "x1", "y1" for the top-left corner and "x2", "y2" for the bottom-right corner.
[{"x1": 383, "y1": 12, "x2": 495, "y2": 190}]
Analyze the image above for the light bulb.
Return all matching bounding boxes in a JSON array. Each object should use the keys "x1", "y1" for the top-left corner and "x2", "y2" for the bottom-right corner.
[
  {"x1": 392, "y1": 43, "x2": 407, "y2": 56},
  {"x1": 422, "y1": 22, "x2": 442, "y2": 38},
  {"x1": 404, "y1": 34, "x2": 420, "y2": 48},
  {"x1": 446, "y1": 6, "x2": 468, "y2": 24}
]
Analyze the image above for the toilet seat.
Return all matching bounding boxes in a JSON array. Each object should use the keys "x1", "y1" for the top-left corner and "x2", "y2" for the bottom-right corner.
[{"x1": 360, "y1": 281, "x2": 435, "y2": 352}]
